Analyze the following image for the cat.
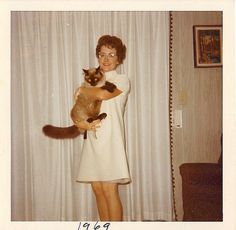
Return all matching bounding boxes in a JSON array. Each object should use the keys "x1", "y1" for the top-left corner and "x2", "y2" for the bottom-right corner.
[{"x1": 42, "y1": 66, "x2": 116, "y2": 139}]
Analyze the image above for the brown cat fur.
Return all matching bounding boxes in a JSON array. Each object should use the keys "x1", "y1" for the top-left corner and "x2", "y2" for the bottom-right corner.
[{"x1": 42, "y1": 67, "x2": 116, "y2": 139}]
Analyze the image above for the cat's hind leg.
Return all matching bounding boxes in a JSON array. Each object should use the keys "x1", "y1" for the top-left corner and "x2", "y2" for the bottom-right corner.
[
  {"x1": 84, "y1": 117, "x2": 96, "y2": 139},
  {"x1": 84, "y1": 114, "x2": 107, "y2": 139},
  {"x1": 97, "y1": 113, "x2": 107, "y2": 120}
]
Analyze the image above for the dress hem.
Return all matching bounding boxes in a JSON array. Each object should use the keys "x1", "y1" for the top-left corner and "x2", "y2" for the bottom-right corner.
[{"x1": 76, "y1": 177, "x2": 131, "y2": 185}]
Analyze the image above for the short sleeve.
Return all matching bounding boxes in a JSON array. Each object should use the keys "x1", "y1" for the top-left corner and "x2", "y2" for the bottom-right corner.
[{"x1": 112, "y1": 75, "x2": 131, "y2": 95}]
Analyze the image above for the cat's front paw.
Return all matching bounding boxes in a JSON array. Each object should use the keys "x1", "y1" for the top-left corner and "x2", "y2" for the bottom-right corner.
[{"x1": 101, "y1": 81, "x2": 117, "y2": 92}]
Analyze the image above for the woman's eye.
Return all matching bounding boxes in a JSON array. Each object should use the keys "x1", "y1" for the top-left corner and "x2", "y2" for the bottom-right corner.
[{"x1": 98, "y1": 53, "x2": 117, "y2": 59}]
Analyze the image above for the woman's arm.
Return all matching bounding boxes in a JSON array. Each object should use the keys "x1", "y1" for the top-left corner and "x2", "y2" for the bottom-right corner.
[{"x1": 77, "y1": 87, "x2": 122, "y2": 101}]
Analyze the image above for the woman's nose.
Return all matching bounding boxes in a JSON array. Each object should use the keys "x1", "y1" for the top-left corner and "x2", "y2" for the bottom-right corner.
[{"x1": 104, "y1": 55, "x2": 109, "y2": 61}]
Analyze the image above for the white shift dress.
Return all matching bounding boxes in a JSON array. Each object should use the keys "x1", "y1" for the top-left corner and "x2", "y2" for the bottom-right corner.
[{"x1": 76, "y1": 70, "x2": 131, "y2": 184}]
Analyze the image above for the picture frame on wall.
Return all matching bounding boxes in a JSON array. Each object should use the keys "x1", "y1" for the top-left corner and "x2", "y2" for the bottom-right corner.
[{"x1": 193, "y1": 25, "x2": 222, "y2": 68}]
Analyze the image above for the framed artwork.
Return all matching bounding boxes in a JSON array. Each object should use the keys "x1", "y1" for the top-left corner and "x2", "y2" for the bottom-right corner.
[{"x1": 193, "y1": 25, "x2": 222, "y2": 68}]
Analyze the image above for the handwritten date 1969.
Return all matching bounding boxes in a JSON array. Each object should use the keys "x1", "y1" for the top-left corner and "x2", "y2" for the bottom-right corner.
[{"x1": 78, "y1": 221, "x2": 110, "y2": 230}]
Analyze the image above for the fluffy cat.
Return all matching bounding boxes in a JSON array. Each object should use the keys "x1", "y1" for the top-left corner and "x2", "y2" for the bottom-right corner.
[{"x1": 42, "y1": 67, "x2": 116, "y2": 139}]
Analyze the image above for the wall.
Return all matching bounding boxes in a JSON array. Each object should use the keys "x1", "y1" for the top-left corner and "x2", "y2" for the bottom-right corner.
[{"x1": 171, "y1": 11, "x2": 222, "y2": 220}]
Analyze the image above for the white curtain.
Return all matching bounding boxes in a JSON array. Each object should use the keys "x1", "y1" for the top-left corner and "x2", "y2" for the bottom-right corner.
[{"x1": 11, "y1": 11, "x2": 173, "y2": 221}]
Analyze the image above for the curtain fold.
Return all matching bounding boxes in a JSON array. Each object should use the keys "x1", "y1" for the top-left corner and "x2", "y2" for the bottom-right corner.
[{"x1": 11, "y1": 11, "x2": 173, "y2": 221}]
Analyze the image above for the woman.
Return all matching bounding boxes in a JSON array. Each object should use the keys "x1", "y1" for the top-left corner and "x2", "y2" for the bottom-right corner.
[{"x1": 75, "y1": 35, "x2": 131, "y2": 221}]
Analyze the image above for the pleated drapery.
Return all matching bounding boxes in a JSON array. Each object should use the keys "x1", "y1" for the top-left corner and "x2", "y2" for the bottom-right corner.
[{"x1": 11, "y1": 11, "x2": 173, "y2": 221}]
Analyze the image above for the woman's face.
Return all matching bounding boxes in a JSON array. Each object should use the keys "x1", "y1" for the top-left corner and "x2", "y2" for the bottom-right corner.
[{"x1": 98, "y1": 45, "x2": 119, "y2": 72}]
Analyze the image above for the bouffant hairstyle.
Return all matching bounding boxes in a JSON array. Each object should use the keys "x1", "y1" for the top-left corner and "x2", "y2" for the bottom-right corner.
[{"x1": 96, "y1": 35, "x2": 126, "y2": 64}]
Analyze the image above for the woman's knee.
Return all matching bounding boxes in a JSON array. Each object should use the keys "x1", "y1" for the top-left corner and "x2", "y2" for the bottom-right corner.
[
  {"x1": 91, "y1": 182, "x2": 104, "y2": 197},
  {"x1": 101, "y1": 183, "x2": 119, "y2": 199},
  {"x1": 91, "y1": 182, "x2": 119, "y2": 199}
]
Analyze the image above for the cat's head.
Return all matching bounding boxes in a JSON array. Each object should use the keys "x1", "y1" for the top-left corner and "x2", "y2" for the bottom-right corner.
[{"x1": 83, "y1": 66, "x2": 105, "y2": 87}]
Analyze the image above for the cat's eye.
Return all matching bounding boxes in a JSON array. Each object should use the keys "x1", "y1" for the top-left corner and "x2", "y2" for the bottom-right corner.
[{"x1": 98, "y1": 52, "x2": 117, "y2": 59}]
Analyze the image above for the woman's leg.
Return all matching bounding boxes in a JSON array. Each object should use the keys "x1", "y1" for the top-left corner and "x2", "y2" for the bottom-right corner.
[
  {"x1": 91, "y1": 182, "x2": 123, "y2": 221},
  {"x1": 101, "y1": 182, "x2": 123, "y2": 221},
  {"x1": 91, "y1": 182, "x2": 109, "y2": 221}
]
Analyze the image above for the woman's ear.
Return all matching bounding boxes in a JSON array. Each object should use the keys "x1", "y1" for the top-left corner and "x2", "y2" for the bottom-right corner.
[{"x1": 116, "y1": 59, "x2": 120, "y2": 66}]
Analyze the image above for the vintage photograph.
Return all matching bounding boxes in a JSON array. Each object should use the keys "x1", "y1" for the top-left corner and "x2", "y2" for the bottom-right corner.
[
  {"x1": 10, "y1": 11, "x2": 223, "y2": 223},
  {"x1": 2, "y1": 0, "x2": 236, "y2": 229}
]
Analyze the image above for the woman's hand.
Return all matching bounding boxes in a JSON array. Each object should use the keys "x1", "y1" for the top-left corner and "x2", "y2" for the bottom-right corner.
[{"x1": 75, "y1": 119, "x2": 101, "y2": 131}]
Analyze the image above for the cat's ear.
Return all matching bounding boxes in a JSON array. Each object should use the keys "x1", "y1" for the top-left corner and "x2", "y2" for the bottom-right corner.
[
  {"x1": 96, "y1": 66, "x2": 104, "y2": 74},
  {"x1": 82, "y1": 69, "x2": 89, "y2": 75},
  {"x1": 95, "y1": 66, "x2": 100, "y2": 73}
]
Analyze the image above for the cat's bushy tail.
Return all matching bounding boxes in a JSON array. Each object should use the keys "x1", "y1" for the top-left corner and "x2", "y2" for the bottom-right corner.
[{"x1": 42, "y1": 125, "x2": 80, "y2": 139}]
